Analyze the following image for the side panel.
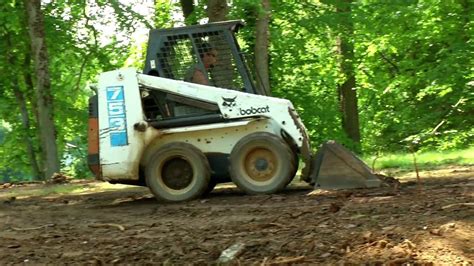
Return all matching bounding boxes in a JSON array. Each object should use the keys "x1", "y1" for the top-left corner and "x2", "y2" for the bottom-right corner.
[
  {"x1": 137, "y1": 74, "x2": 308, "y2": 149},
  {"x1": 97, "y1": 69, "x2": 146, "y2": 180},
  {"x1": 140, "y1": 119, "x2": 278, "y2": 167}
]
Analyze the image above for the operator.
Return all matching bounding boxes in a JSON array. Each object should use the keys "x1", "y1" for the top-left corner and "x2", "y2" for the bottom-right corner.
[{"x1": 185, "y1": 42, "x2": 217, "y2": 85}]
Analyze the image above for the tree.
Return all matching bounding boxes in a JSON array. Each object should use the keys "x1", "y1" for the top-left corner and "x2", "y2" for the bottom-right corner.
[
  {"x1": 1, "y1": 0, "x2": 42, "y2": 179},
  {"x1": 254, "y1": 0, "x2": 271, "y2": 95},
  {"x1": 12, "y1": 74, "x2": 42, "y2": 179},
  {"x1": 1, "y1": 0, "x2": 471, "y2": 183},
  {"x1": 24, "y1": 0, "x2": 60, "y2": 179},
  {"x1": 207, "y1": 0, "x2": 229, "y2": 22},
  {"x1": 180, "y1": 0, "x2": 197, "y2": 25},
  {"x1": 269, "y1": 1, "x2": 344, "y2": 147},
  {"x1": 1, "y1": 1, "x2": 154, "y2": 181},
  {"x1": 335, "y1": 0, "x2": 361, "y2": 151},
  {"x1": 355, "y1": 0, "x2": 473, "y2": 152}
]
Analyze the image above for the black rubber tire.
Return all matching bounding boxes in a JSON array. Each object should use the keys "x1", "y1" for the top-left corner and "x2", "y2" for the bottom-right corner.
[
  {"x1": 203, "y1": 178, "x2": 217, "y2": 195},
  {"x1": 145, "y1": 142, "x2": 210, "y2": 202},
  {"x1": 286, "y1": 155, "x2": 300, "y2": 186},
  {"x1": 229, "y1": 132, "x2": 296, "y2": 194}
]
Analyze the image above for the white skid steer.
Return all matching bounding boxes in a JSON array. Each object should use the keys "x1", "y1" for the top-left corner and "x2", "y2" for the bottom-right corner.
[{"x1": 87, "y1": 21, "x2": 383, "y2": 202}]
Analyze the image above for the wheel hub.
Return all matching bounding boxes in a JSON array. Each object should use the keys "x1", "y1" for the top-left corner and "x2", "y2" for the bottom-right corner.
[
  {"x1": 161, "y1": 157, "x2": 193, "y2": 190},
  {"x1": 244, "y1": 148, "x2": 276, "y2": 182},
  {"x1": 255, "y1": 158, "x2": 269, "y2": 171}
]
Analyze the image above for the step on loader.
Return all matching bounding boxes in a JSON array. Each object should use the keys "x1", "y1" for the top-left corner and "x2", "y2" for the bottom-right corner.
[{"x1": 87, "y1": 20, "x2": 383, "y2": 202}]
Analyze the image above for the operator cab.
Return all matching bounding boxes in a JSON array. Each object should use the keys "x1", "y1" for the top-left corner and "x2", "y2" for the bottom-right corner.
[
  {"x1": 141, "y1": 20, "x2": 263, "y2": 127},
  {"x1": 143, "y1": 20, "x2": 258, "y2": 93}
]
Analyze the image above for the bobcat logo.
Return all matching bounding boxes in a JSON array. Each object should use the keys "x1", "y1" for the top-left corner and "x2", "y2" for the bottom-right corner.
[{"x1": 222, "y1": 96, "x2": 237, "y2": 107}]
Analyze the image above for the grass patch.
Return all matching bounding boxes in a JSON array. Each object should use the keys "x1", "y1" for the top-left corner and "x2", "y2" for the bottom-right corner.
[
  {"x1": 1, "y1": 183, "x2": 93, "y2": 199},
  {"x1": 0, "y1": 182, "x2": 138, "y2": 199},
  {"x1": 363, "y1": 147, "x2": 474, "y2": 173}
]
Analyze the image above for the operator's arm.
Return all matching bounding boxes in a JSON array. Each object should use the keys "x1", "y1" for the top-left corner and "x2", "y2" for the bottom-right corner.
[{"x1": 192, "y1": 69, "x2": 209, "y2": 85}]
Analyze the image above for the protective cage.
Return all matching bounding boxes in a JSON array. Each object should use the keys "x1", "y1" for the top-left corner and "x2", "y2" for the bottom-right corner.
[{"x1": 144, "y1": 20, "x2": 259, "y2": 94}]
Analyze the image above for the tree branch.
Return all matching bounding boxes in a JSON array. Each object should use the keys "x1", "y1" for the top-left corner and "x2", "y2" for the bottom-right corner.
[{"x1": 378, "y1": 51, "x2": 399, "y2": 74}]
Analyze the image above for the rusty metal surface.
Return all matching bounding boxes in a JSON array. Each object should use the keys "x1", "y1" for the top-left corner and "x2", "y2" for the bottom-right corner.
[{"x1": 87, "y1": 117, "x2": 102, "y2": 178}]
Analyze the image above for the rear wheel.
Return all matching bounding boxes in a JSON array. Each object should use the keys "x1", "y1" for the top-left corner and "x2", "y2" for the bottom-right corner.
[
  {"x1": 145, "y1": 142, "x2": 210, "y2": 202},
  {"x1": 229, "y1": 132, "x2": 296, "y2": 194}
]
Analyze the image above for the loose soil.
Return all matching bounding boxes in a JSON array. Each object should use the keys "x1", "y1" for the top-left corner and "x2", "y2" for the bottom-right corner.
[{"x1": 1, "y1": 166, "x2": 473, "y2": 264}]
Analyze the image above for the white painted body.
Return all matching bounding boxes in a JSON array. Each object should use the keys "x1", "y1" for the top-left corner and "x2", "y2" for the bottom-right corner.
[{"x1": 96, "y1": 68, "x2": 311, "y2": 181}]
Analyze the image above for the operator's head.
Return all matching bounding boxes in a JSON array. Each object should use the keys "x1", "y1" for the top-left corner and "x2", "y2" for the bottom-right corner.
[{"x1": 197, "y1": 42, "x2": 217, "y2": 69}]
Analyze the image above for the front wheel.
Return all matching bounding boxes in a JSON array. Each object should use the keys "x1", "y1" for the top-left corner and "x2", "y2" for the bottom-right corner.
[
  {"x1": 202, "y1": 178, "x2": 217, "y2": 195},
  {"x1": 145, "y1": 142, "x2": 210, "y2": 202},
  {"x1": 229, "y1": 132, "x2": 296, "y2": 194}
]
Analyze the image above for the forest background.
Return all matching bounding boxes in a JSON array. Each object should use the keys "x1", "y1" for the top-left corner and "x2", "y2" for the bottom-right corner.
[{"x1": 0, "y1": 0, "x2": 472, "y2": 181}]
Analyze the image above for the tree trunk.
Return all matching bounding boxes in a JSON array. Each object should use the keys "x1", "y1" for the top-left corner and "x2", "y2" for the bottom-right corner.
[
  {"x1": 254, "y1": 0, "x2": 271, "y2": 96},
  {"x1": 23, "y1": 54, "x2": 44, "y2": 175},
  {"x1": 336, "y1": 0, "x2": 361, "y2": 151},
  {"x1": 5, "y1": 33, "x2": 43, "y2": 180},
  {"x1": 205, "y1": 0, "x2": 232, "y2": 88},
  {"x1": 13, "y1": 86, "x2": 43, "y2": 180},
  {"x1": 25, "y1": 0, "x2": 60, "y2": 179},
  {"x1": 180, "y1": 0, "x2": 197, "y2": 25},
  {"x1": 461, "y1": 0, "x2": 470, "y2": 43},
  {"x1": 206, "y1": 0, "x2": 229, "y2": 22}
]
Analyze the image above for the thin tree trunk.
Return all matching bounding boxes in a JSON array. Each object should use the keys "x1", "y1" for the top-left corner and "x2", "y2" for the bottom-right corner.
[
  {"x1": 5, "y1": 33, "x2": 43, "y2": 180},
  {"x1": 461, "y1": 0, "x2": 470, "y2": 43},
  {"x1": 12, "y1": 86, "x2": 42, "y2": 180},
  {"x1": 336, "y1": 0, "x2": 361, "y2": 151},
  {"x1": 23, "y1": 54, "x2": 44, "y2": 174},
  {"x1": 180, "y1": 0, "x2": 196, "y2": 25},
  {"x1": 254, "y1": 0, "x2": 271, "y2": 96},
  {"x1": 207, "y1": 0, "x2": 228, "y2": 22},
  {"x1": 206, "y1": 0, "x2": 232, "y2": 88},
  {"x1": 25, "y1": 0, "x2": 60, "y2": 179}
]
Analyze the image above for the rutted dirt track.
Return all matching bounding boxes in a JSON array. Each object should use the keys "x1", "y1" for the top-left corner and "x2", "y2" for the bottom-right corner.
[{"x1": 0, "y1": 167, "x2": 473, "y2": 264}]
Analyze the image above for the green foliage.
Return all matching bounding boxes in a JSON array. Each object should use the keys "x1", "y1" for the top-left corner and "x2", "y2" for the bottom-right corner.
[
  {"x1": 364, "y1": 146, "x2": 474, "y2": 171},
  {"x1": 355, "y1": 0, "x2": 474, "y2": 153},
  {"x1": 270, "y1": 1, "x2": 350, "y2": 147},
  {"x1": 1, "y1": 0, "x2": 472, "y2": 181},
  {"x1": 0, "y1": 0, "x2": 151, "y2": 181},
  {"x1": 266, "y1": 0, "x2": 473, "y2": 152},
  {"x1": 3, "y1": 183, "x2": 96, "y2": 198}
]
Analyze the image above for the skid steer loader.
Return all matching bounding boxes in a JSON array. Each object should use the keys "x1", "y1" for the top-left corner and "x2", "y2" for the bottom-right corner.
[{"x1": 88, "y1": 20, "x2": 382, "y2": 202}]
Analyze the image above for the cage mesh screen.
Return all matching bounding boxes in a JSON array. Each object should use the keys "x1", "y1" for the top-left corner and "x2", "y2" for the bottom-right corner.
[
  {"x1": 157, "y1": 35, "x2": 197, "y2": 81},
  {"x1": 197, "y1": 30, "x2": 244, "y2": 90},
  {"x1": 155, "y1": 31, "x2": 244, "y2": 91}
]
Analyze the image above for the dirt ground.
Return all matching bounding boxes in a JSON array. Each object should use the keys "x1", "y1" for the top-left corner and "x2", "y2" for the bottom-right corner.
[{"x1": 1, "y1": 166, "x2": 473, "y2": 265}]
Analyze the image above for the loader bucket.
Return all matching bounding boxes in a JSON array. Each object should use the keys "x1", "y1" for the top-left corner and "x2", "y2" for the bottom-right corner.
[{"x1": 310, "y1": 141, "x2": 382, "y2": 189}]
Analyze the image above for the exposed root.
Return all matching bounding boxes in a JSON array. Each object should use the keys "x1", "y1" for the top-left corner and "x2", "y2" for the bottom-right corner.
[
  {"x1": 272, "y1": 255, "x2": 306, "y2": 264},
  {"x1": 88, "y1": 223, "x2": 125, "y2": 231},
  {"x1": 11, "y1": 223, "x2": 56, "y2": 231},
  {"x1": 441, "y1": 202, "x2": 474, "y2": 209}
]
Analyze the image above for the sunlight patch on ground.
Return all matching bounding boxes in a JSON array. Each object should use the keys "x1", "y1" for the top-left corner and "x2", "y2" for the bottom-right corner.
[
  {"x1": 382, "y1": 166, "x2": 473, "y2": 181},
  {"x1": 0, "y1": 181, "x2": 140, "y2": 200}
]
